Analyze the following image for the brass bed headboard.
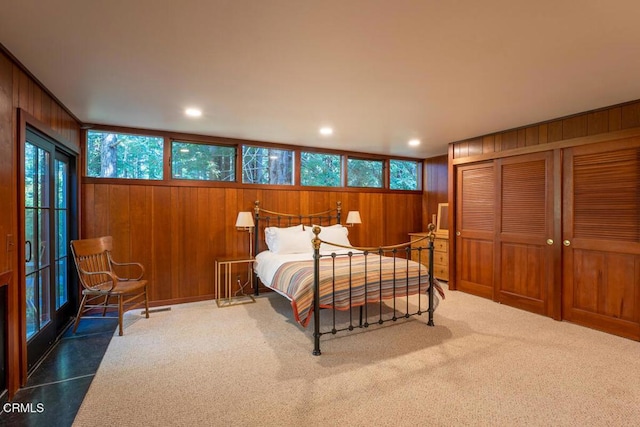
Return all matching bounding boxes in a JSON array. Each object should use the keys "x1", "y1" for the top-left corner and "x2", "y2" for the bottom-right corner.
[{"x1": 252, "y1": 200, "x2": 342, "y2": 254}]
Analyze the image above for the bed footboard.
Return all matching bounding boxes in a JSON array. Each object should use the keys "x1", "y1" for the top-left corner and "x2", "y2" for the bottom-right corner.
[{"x1": 311, "y1": 223, "x2": 438, "y2": 356}]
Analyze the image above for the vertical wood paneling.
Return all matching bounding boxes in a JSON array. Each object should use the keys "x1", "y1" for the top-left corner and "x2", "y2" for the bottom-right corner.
[
  {"x1": 0, "y1": 54, "x2": 13, "y2": 273},
  {"x1": 451, "y1": 100, "x2": 640, "y2": 158},
  {"x1": 109, "y1": 185, "x2": 131, "y2": 260},
  {"x1": 525, "y1": 126, "x2": 539, "y2": 146},
  {"x1": 517, "y1": 129, "x2": 526, "y2": 148},
  {"x1": 494, "y1": 133, "x2": 503, "y2": 152},
  {"x1": 81, "y1": 183, "x2": 95, "y2": 237},
  {"x1": 501, "y1": 130, "x2": 518, "y2": 151},
  {"x1": 587, "y1": 110, "x2": 609, "y2": 135},
  {"x1": 482, "y1": 135, "x2": 495, "y2": 154},
  {"x1": 424, "y1": 155, "x2": 448, "y2": 230},
  {"x1": 547, "y1": 120, "x2": 563, "y2": 142},
  {"x1": 538, "y1": 124, "x2": 548, "y2": 144},
  {"x1": 32, "y1": 85, "x2": 42, "y2": 121},
  {"x1": 468, "y1": 138, "x2": 483, "y2": 157},
  {"x1": 225, "y1": 188, "x2": 239, "y2": 259},
  {"x1": 129, "y1": 185, "x2": 152, "y2": 292},
  {"x1": 195, "y1": 188, "x2": 213, "y2": 296},
  {"x1": 151, "y1": 187, "x2": 172, "y2": 301},
  {"x1": 562, "y1": 115, "x2": 588, "y2": 140},
  {"x1": 18, "y1": 70, "x2": 29, "y2": 110},
  {"x1": 80, "y1": 183, "x2": 427, "y2": 304},
  {"x1": 609, "y1": 107, "x2": 622, "y2": 131},
  {"x1": 620, "y1": 102, "x2": 640, "y2": 129}
]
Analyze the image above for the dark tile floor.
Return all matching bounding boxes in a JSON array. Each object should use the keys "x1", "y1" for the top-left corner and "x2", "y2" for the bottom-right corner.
[{"x1": 0, "y1": 318, "x2": 117, "y2": 427}]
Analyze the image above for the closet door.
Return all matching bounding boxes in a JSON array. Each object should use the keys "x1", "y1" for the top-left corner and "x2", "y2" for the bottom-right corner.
[
  {"x1": 455, "y1": 162, "x2": 495, "y2": 299},
  {"x1": 496, "y1": 152, "x2": 558, "y2": 318},
  {"x1": 563, "y1": 139, "x2": 640, "y2": 340}
]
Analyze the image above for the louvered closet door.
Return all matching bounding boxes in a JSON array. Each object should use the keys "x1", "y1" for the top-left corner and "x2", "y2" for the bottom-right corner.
[
  {"x1": 496, "y1": 152, "x2": 558, "y2": 317},
  {"x1": 562, "y1": 139, "x2": 640, "y2": 340},
  {"x1": 456, "y1": 162, "x2": 495, "y2": 299}
]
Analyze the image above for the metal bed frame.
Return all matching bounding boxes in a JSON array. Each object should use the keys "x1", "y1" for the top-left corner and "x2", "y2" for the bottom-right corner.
[{"x1": 252, "y1": 200, "x2": 437, "y2": 355}]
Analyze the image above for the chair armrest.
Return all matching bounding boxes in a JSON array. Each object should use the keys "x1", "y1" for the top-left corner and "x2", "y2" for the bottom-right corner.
[
  {"x1": 77, "y1": 267, "x2": 118, "y2": 291},
  {"x1": 110, "y1": 260, "x2": 145, "y2": 281}
]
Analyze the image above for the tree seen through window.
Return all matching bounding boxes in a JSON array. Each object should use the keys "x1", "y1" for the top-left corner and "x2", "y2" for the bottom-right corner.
[
  {"x1": 347, "y1": 158, "x2": 383, "y2": 188},
  {"x1": 242, "y1": 146, "x2": 293, "y2": 185},
  {"x1": 172, "y1": 141, "x2": 235, "y2": 181},
  {"x1": 390, "y1": 159, "x2": 418, "y2": 190},
  {"x1": 300, "y1": 152, "x2": 341, "y2": 186},
  {"x1": 86, "y1": 131, "x2": 163, "y2": 179}
]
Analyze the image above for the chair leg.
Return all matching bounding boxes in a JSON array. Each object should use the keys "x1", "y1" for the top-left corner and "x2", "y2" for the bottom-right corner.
[
  {"x1": 73, "y1": 294, "x2": 87, "y2": 334},
  {"x1": 102, "y1": 295, "x2": 110, "y2": 316},
  {"x1": 143, "y1": 285, "x2": 150, "y2": 318},
  {"x1": 118, "y1": 294, "x2": 124, "y2": 336}
]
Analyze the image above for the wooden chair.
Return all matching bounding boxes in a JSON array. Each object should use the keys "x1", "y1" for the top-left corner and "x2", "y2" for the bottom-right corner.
[{"x1": 71, "y1": 236, "x2": 149, "y2": 336}]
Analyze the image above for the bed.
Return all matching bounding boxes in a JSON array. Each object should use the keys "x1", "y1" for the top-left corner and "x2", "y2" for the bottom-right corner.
[{"x1": 252, "y1": 200, "x2": 445, "y2": 355}]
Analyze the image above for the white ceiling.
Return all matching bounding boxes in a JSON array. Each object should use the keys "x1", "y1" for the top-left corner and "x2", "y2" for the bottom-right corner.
[{"x1": 2, "y1": 0, "x2": 640, "y2": 158}]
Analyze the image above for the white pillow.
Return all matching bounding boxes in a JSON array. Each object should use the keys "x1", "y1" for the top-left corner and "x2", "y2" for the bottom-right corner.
[
  {"x1": 265, "y1": 224, "x2": 303, "y2": 252},
  {"x1": 265, "y1": 225, "x2": 313, "y2": 254},
  {"x1": 315, "y1": 225, "x2": 352, "y2": 252}
]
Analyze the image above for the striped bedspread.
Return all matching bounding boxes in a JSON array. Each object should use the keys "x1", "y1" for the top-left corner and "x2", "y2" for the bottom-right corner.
[{"x1": 269, "y1": 254, "x2": 444, "y2": 327}]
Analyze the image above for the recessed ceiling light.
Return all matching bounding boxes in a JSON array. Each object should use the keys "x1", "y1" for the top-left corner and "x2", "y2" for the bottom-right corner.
[
  {"x1": 319, "y1": 127, "x2": 333, "y2": 136},
  {"x1": 185, "y1": 108, "x2": 202, "y2": 118},
  {"x1": 408, "y1": 138, "x2": 421, "y2": 146}
]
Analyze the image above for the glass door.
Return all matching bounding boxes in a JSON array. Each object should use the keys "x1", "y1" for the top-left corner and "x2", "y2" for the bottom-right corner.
[{"x1": 24, "y1": 128, "x2": 75, "y2": 371}]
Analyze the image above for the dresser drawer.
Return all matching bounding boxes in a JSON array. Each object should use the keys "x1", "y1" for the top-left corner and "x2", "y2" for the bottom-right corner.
[
  {"x1": 435, "y1": 252, "x2": 448, "y2": 266},
  {"x1": 433, "y1": 264, "x2": 449, "y2": 281},
  {"x1": 434, "y1": 238, "x2": 448, "y2": 253}
]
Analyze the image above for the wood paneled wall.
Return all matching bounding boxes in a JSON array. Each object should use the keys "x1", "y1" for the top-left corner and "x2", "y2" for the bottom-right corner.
[
  {"x1": 424, "y1": 155, "x2": 448, "y2": 225},
  {"x1": 81, "y1": 185, "x2": 425, "y2": 305},
  {"x1": 451, "y1": 100, "x2": 640, "y2": 159},
  {"x1": 0, "y1": 49, "x2": 81, "y2": 398}
]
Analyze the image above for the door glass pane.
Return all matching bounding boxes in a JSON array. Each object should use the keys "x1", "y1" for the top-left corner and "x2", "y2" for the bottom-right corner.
[
  {"x1": 56, "y1": 259, "x2": 68, "y2": 309},
  {"x1": 55, "y1": 159, "x2": 69, "y2": 309},
  {"x1": 25, "y1": 209, "x2": 35, "y2": 275},
  {"x1": 25, "y1": 143, "x2": 37, "y2": 208},
  {"x1": 25, "y1": 272, "x2": 38, "y2": 340},
  {"x1": 39, "y1": 272, "x2": 51, "y2": 327},
  {"x1": 25, "y1": 142, "x2": 52, "y2": 339},
  {"x1": 38, "y1": 148, "x2": 50, "y2": 208},
  {"x1": 38, "y1": 208, "x2": 50, "y2": 269}
]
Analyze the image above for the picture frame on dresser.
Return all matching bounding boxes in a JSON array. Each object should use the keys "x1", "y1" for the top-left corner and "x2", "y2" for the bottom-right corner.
[{"x1": 435, "y1": 203, "x2": 449, "y2": 239}]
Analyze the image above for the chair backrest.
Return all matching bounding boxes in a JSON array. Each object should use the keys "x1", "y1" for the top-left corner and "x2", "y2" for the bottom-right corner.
[{"x1": 70, "y1": 236, "x2": 115, "y2": 290}]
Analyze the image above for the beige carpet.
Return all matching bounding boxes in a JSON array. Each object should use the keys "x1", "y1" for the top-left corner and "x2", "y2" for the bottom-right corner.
[{"x1": 73, "y1": 288, "x2": 640, "y2": 427}]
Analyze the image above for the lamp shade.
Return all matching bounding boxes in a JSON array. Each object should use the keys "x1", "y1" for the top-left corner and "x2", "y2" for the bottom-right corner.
[
  {"x1": 235, "y1": 211, "x2": 255, "y2": 228},
  {"x1": 345, "y1": 211, "x2": 362, "y2": 225}
]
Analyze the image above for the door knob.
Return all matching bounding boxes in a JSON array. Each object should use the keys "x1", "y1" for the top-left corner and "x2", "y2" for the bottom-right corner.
[
  {"x1": 563, "y1": 240, "x2": 571, "y2": 247},
  {"x1": 546, "y1": 239, "x2": 553, "y2": 245},
  {"x1": 456, "y1": 231, "x2": 461, "y2": 236}
]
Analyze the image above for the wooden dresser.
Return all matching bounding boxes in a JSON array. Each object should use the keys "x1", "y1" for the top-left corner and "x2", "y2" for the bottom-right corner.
[{"x1": 408, "y1": 232, "x2": 449, "y2": 282}]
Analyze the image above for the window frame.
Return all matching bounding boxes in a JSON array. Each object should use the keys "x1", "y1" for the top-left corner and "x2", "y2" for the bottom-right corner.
[
  {"x1": 346, "y1": 157, "x2": 385, "y2": 189},
  {"x1": 299, "y1": 151, "x2": 343, "y2": 188},
  {"x1": 170, "y1": 140, "x2": 237, "y2": 182},
  {"x1": 389, "y1": 158, "x2": 420, "y2": 191},
  {"x1": 85, "y1": 129, "x2": 165, "y2": 181},
  {"x1": 81, "y1": 125, "x2": 423, "y2": 193},
  {"x1": 241, "y1": 145, "x2": 295, "y2": 186}
]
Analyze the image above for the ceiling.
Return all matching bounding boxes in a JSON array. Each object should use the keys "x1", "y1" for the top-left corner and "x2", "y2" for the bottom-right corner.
[{"x1": 2, "y1": 1, "x2": 640, "y2": 159}]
